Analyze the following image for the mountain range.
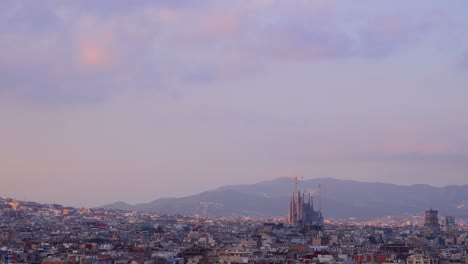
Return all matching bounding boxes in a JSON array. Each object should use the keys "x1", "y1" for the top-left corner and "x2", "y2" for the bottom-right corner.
[{"x1": 99, "y1": 178, "x2": 468, "y2": 220}]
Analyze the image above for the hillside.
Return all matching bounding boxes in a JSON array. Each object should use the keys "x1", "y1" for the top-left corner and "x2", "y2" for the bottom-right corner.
[{"x1": 99, "y1": 178, "x2": 468, "y2": 219}]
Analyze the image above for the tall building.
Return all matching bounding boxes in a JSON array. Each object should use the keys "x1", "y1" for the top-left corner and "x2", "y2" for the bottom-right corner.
[
  {"x1": 287, "y1": 190, "x2": 323, "y2": 229},
  {"x1": 424, "y1": 209, "x2": 440, "y2": 237},
  {"x1": 439, "y1": 216, "x2": 456, "y2": 232}
]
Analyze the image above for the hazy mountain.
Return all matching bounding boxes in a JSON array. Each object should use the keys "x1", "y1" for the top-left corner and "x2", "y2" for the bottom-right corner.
[
  {"x1": 99, "y1": 201, "x2": 134, "y2": 211},
  {"x1": 99, "y1": 178, "x2": 468, "y2": 219}
]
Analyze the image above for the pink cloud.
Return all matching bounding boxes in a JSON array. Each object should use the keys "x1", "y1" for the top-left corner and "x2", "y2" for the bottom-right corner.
[
  {"x1": 78, "y1": 40, "x2": 113, "y2": 68},
  {"x1": 175, "y1": 11, "x2": 243, "y2": 44},
  {"x1": 373, "y1": 124, "x2": 457, "y2": 157},
  {"x1": 381, "y1": 142, "x2": 454, "y2": 156},
  {"x1": 156, "y1": 8, "x2": 178, "y2": 23},
  {"x1": 74, "y1": 16, "x2": 119, "y2": 70},
  {"x1": 199, "y1": 14, "x2": 240, "y2": 36}
]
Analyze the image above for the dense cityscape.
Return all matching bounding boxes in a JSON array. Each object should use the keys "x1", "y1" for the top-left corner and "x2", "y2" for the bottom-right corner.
[
  {"x1": 2, "y1": 1, "x2": 468, "y2": 264},
  {"x1": 1, "y1": 188, "x2": 468, "y2": 264}
]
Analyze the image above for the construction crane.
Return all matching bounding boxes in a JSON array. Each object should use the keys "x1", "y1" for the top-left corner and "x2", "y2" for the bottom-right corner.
[{"x1": 280, "y1": 176, "x2": 304, "y2": 193}]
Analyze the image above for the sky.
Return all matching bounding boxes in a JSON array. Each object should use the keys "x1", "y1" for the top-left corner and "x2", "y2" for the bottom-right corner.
[{"x1": 1, "y1": 0, "x2": 468, "y2": 207}]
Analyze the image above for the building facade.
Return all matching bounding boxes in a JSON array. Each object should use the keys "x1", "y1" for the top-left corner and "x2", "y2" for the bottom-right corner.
[
  {"x1": 440, "y1": 216, "x2": 456, "y2": 232},
  {"x1": 424, "y1": 209, "x2": 441, "y2": 237}
]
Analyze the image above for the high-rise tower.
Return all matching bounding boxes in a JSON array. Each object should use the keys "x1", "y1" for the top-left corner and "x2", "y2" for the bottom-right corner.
[{"x1": 424, "y1": 209, "x2": 440, "y2": 237}]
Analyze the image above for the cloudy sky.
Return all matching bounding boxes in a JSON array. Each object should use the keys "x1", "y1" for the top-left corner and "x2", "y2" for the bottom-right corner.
[{"x1": 1, "y1": 0, "x2": 468, "y2": 207}]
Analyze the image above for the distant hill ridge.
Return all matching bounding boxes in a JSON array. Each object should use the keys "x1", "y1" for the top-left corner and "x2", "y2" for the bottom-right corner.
[{"x1": 99, "y1": 178, "x2": 468, "y2": 219}]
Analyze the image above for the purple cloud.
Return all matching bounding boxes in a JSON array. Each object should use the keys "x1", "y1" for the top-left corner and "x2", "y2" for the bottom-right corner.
[
  {"x1": 249, "y1": 21, "x2": 352, "y2": 61},
  {"x1": 0, "y1": 1, "x2": 459, "y2": 104},
  {"x1": 358, "y1": 14, "x2": 440, "y2": 58}
]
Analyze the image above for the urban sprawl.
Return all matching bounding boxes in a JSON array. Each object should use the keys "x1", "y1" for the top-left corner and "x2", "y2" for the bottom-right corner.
[{"x1": 1, "y1": 190, "x2": 468, "y2": 264}]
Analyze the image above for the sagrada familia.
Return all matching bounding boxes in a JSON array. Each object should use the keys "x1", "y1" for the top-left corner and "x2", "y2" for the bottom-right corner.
[{"x1": 287, "y1": 189, "x2": 324, "y2": 230}]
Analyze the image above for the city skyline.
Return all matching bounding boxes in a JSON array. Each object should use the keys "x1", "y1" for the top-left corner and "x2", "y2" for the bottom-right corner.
[{"x1": 1, "y1": 0, "x2": 468, "y2": 207}]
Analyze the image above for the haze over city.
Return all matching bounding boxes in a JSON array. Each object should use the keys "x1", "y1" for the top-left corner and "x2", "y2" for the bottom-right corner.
[{"x1": 1, "y1": 0, "x2": 468, "y2": 208}]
